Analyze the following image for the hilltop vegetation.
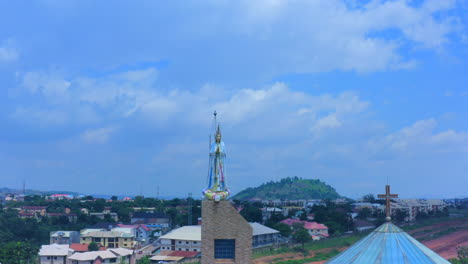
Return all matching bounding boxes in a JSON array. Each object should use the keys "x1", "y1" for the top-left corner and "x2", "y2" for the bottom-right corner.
[{"x1": 233, "y1": 177, "x2": 340, "y2": 200}]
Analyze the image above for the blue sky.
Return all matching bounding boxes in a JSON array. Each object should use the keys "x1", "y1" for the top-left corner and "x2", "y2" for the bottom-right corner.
[{"x1": 1, "y1": 0, "x2": 467, "y2": 199}]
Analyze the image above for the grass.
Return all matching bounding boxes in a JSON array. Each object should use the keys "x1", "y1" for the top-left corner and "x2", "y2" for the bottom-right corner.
[
  {"x1": 273, "y1": 249, "x2": 340, "y2": 264},
  {"x1": 252, "y1": 232, "x2": 370, "y2": 260}
]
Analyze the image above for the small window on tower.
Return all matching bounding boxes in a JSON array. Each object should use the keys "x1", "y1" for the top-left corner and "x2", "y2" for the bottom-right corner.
[{"x1": 214, "y1": 239, "x2": 235, "y2": 259}]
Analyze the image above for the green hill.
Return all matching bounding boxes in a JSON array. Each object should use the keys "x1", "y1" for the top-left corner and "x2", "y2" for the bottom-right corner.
[{"x1": 232, "y1": 177, "x2": 340, "y2": 200}]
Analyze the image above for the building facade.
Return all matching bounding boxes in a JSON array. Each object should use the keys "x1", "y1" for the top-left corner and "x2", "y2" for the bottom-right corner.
[{"x1": 80, "y1": 231, "x2": 135, "y2": 248}]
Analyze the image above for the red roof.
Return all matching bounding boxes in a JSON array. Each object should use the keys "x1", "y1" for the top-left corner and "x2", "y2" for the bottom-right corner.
[
  {"x1": 70, "y1": 243, "x2": 106, "y2": 252},
  {"x1": 303, "y1": 222, "x2": 328, "y2": 230},
  {"x1": 280, "y1": 218, "x2": 328, "y2": 230}
]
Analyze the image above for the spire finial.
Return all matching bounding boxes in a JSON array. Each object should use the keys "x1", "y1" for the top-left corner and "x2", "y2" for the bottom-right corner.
[{"x1": 378, "y1": 185, "x2": 399, "y2": 221}]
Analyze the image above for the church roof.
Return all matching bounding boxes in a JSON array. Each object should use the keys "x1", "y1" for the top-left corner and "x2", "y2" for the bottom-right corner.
[{"x1": 326, "y1": 222, "x2": 450, "y2": 264}]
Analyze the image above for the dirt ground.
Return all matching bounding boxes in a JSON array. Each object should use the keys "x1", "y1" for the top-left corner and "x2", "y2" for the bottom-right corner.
[
  {"x1": 252, "y1": 219, "x2": 468, "y2": 263},
  {"x1": 423, "y1": 229, "x2": 468, "y2": 259}
]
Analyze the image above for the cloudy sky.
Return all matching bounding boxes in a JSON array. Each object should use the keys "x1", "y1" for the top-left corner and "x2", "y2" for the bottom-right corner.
[{"x1": 1, "y1": 0, "x2": 467, "y2": 199}]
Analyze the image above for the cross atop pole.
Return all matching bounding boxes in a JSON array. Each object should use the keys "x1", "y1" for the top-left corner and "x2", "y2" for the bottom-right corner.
[{"x1": 378, "y1": 185, "x2": 398, "y2": 221}]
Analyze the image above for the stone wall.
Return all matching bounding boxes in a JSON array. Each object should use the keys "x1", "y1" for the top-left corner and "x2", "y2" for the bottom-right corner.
[{"x1": 201, "y1": 200, "x2": 252, "y2": 264}]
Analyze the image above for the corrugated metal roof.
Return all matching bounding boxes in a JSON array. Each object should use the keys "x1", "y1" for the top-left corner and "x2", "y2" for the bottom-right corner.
[
  {"x1": 39, "y1": 244, "x2": 73, "y2": 256},
  {"x1": 326, "y1": 222, "x2": 450, "y2": 264},
  {"x1": 159, "y1": 225, "x2": 202, "y2": 241},
  {"x1": 250, "y1": 222, "x2": 280, "y2": 236}
]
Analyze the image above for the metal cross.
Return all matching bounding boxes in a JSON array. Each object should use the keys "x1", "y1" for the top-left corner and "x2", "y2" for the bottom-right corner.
[{"x1": 378, "y1": 185, "x2": 398, "y2": 219}]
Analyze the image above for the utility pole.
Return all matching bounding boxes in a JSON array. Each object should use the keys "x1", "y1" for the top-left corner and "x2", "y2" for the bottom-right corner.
[{"x1": 188, "y1": 192, "x2": 193, "y2": 225}]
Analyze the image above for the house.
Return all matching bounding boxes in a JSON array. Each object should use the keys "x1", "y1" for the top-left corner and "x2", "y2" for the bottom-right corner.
[
  {"x1": 116, "y1": 224, "x2": 152, "y2": 243},
  {"x1": 80, "y1": 231, "x2": 136, "y2": 248},
  {"x1": 89, "y1": 212, "x2": 119, "y2": 222},
  {"x1": 135, "y1": 244, "x2": 157, "y2": 261},
  {"x1": 250, "y1": 222, "x2": 280, "y2": 248},
  {"x1": 39, "y1": 244, "x2": 74, "y2": 264},
  {"x1": 280, "y1": 218, "x2": 329, "y2": 240},
  {"x1": 21, "y1": 206, "x2": 47, "y2": 216},
  {"x1": 159, "y1": 225, "x2": 201, "y2": 252},
  {"x1": 150, "y1": 250, "x2": 200, "y2": 263},
  {"x1": 68, "y1": 248, "x2": 135, "y2": 264},
  {"x1": 50, "y1": 231, "x2": 80, "y2": 245},
  {"x1": 130, "y1": 212, "x2": 171, "y2": 227},
  {"x1": 47, "y1": 213, "x2": 78, "y2": 223},
  {"x1": 47, "y1": 194, "x2": 73, "y2": 200},
  {"x1": 70, "y1": 243, "x2": 106, "y2": 252}
]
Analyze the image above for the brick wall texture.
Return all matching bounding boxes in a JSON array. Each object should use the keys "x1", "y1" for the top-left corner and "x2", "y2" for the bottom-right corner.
[{"x1": 201, "y1": 200, "x2": 253, "y2": 264}]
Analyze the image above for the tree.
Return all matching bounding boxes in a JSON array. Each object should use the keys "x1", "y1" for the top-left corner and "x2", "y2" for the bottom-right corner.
[
  {"x1": 111, "y1": 196, "x2": 118, "y2": 201},
  {"x1": 362, "y1": 194, "x2": 376, "y2": 203},
  {"x1": 88, "y1": 242, "x2": 99, "y2": 251},
  {"x1": 394, "y1": 209, "x2": 408, "y2": 223},
  {"x1": 273, "y1": 223, "x2": 292, "y2": 237},
  {"x1": 292, "y1": 228, "x2": 311, "y2": 249},
  {"x1": 357, "y1": 208, "x2": 372, "y2": 219},
  {"x1": 137, "y1": 256, "x2": 151, "y2": 264},
  {"x1": 240, "y1": 205, "x2": 262, "y2": 223},
  {"x1": 0, "y1": 241, "x2": 37, "y2": 264}
]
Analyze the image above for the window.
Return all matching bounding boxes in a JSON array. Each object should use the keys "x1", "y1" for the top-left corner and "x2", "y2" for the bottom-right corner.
[
  {"x1": 193, "y1": 241, "x2": 197, "y2": 244},
  {"x1": 178, "y1": 248, "x2": 182, "y2": 251},
  {"x1": 186, "y1": 241, "x2": 189, "y2": 244},
  {"x1": 47, "y1": 256, "x2": 51, "y2": 260},
  {"x1": 178, "y1": 241, "x2": 182, "y2": 244},
  {"x1": 215, "y1": 239, "x2": 235, "y2": 259},
  {"x1": 186, "y1": 249, "x2": 189, "y2": 251},
  {"x1": 93, "y1": 238, "x2": 101, "y2": 243},
  {"x1": 124, "y1": 244, "x2": 127, "y2": 247}
]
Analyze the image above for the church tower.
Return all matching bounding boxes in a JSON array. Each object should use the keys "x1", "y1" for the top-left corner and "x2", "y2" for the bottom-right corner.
[{"x1": 201, "y1": 112, "x2": 253, "y2": 264}]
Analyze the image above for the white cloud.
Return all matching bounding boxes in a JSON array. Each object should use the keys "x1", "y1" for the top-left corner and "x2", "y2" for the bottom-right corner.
[
  {"x1": 81, "y1": 127, "x2": 117, "y2": 144},
  {"x1": 13, "y1": 70, "x2": 370, "y2": 133},
  {"x1": 224, "y1": 0, "x2": 460, "y2": 73},
  {"x1": 312, "y1": 114, "x2": 342, "y2": 132},
  {"x1": 0, "y1": 39, "x2": 18, "y2": 62},
  {"x1": 367, "y1": 119, "x2": 468, "y2": 157},
  {"x1": 10, "y1": 107, "x2": 69, "y2": 125}
]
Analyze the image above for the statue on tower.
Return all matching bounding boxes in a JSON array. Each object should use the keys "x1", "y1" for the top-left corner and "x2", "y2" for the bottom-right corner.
[{"x1": 203, "y1": 111, "x2": 230, "y2": 201}]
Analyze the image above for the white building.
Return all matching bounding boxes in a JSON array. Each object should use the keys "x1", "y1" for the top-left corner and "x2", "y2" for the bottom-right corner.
[
  {"x1": 39, "y1": 244, "x2": 74, "y2": 264},
  {"x1": 388, "y1": 199, "x2": 447, "y2": 222},
  {"x1": 68, "y1": 248, "x2": 134, "y2": 264},
  {"x1": 158, "y1": 223, "x2": 280, "y2": 251},
  {"x1": 159, "y1": 225, "x2": 202, "y2": 252},
  {"x1": 250, "y1": 222, "x2": 280, "y2": 248},
  {"x1": 50, "y1": 231, "x2": 80, "y2": 245}
]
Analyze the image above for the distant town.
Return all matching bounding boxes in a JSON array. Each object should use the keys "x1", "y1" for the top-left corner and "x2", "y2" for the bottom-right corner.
[{"x1": 1, "y1": 178, "x2": 467, "y2": 263}]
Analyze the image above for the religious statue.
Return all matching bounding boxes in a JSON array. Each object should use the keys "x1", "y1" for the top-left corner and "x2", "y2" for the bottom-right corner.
[{"x1": 203, "y1": 113, "x2": 230, "y2": 201}]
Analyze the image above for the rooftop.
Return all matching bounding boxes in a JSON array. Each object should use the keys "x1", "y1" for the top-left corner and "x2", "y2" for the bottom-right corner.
[
  {"x1": 326, "y1": 222, "x2": 450, "y2": 264},
  {"x1": 81, "y1": 231, "x2": 134, "y2": 238},
  {"x1": 250, "y1": 222, "x2": 280, "y2": 236},
  {"x1": 39, "y1": 244, "x2": 73, "y2": 256},
  {"x1": 159, "y1": 225, "x2": 202, "y2": 241}
]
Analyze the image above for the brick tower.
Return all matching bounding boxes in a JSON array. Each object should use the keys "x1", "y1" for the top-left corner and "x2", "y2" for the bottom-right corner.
[{"x1": 201, "y1": 112, "x2": 252, "y2": 264}]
